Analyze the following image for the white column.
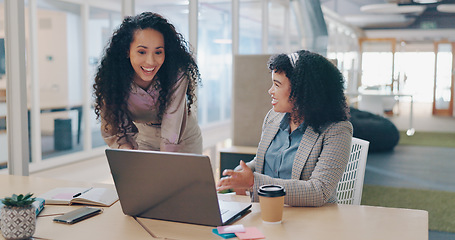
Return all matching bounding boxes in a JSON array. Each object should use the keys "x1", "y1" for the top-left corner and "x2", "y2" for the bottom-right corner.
[
  {"x1": 122, "y1": 0, "x2": 135, "y2": 18},
  {"x1": 81, "y1": 3, "x2": 92, "y2": 150},
  {"x1": 284, "y1": 0, "x2": 291, "y2": 53},
  {"x1": 189, "y1": 0, "x2": 198, "y2": 55},
  {"x1": 262, "y1": 0, "x2": 269, "y2": 53},
  {"x1": 232, "y1": 0, "x2": 239, "y2": 55},
  {"x1": 188, "y1": 0, "x2": 199, "y2": 119},
  {"x1": 29, "y1": 0, "x2": 42, "y2": 164},
  {"x1": 5, "y1": 0, "x2": 29, "y2": 175}
]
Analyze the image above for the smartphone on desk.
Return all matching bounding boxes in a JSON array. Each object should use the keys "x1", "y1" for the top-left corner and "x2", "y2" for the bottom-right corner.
[{"x1": 54, "y1": 207, "x2": 102, "y2": 224}]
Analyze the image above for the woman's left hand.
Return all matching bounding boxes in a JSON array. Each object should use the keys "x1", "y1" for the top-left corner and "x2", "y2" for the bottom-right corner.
[{"x1": 216, "y1": 160, "x2": 254, "y2": 192}]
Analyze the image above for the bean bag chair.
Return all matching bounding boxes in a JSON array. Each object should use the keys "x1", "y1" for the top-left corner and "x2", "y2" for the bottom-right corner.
[{"x1": 349, "y1": 107, "x2": 400, "y2": 152}]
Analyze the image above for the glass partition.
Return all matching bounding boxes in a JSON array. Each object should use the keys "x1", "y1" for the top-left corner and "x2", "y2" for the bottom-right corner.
[
  {"x1": 239, "y1": 0, "x2": 262, "y2": 54},
  {"x1": 268, "y1": 0, "x2": 286, "y2": 54},
  {"x1": 326, "y1": 19, "x2": 360, "y2": 94},
  {"x1": 88, "y1": 7, "x2": 122, "y2": 149},
  {"x1": 395, "y1": 50, "x2": 435, "y2": 103},
  {"x1": 135, "y1": 1, "x2": 189, "y2": 40},
  {"x1": 0, "y1": 0, "x2": 7, "y2": 169},
  {"x1": 32, "y1": 0, "x2": 83, "y2": 159},
  {"x1": 359, "y1": 38, "x2": 396, "y2": 93},
  {"x1": 0, "y1": 0, "x2": 326, "y2": 173},
  {"x1": 287, "y1": 2, "x2": 301, "y2": 53},
  {"x1": 198, "y1": 0, "x2": 232, "y2": 124},
  {"x1": 433, "y1": 42, "x2": 454, "y2": 116},
  {"x1": 240, "y1": 0, "x2": 300, "y2": 54}
]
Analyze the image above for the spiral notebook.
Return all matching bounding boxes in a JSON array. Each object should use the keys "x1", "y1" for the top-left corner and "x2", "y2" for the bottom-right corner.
[{"x1": 38, "y1": 187, "x2": 118, "y2": 207}]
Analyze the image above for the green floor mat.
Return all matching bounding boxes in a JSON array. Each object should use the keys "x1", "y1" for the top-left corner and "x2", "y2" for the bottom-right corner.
[{"x1": 361, "y1": 184, "x2": 455, "y2": 232}]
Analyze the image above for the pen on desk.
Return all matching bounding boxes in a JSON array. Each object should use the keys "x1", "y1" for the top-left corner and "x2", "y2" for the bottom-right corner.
[{"x1": 72, "y1": 187, "x2": 93, "y2": 198}]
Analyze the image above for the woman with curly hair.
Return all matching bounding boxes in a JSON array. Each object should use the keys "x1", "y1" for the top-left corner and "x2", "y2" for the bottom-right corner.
[
  {"x1": 217, "y1": 50, "x2": 352, "y2": 206},
  {"x1": 93, "y1": 12, "x2": 202, "y2": 154}
]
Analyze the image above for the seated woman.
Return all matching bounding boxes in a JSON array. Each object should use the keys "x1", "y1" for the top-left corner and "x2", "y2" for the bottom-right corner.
[{"x1": 217, "y1": 50, "x2": 352, "y2": 207}]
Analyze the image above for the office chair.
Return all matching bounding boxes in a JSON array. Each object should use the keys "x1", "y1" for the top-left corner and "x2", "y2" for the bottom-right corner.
[{"x1": 336, "y1": 137, "x2": 370, "y2": 205}]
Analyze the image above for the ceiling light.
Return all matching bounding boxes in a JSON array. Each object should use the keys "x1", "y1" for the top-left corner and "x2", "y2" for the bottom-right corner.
[
  {"x1": 213, "y1": 39, "x2": 232, "y2": 44},
  {"x1": 344, "y1": 14, "x2": 416, "y2": 28},
  {"x1": 437, "y1": 4, "x2": 455, "y2": 13},
  {"x1": 413, "y1": 0, "x2": 441, "y2": 4},
  {"x1": 360, "y1": 3, "x2": 426, "y2": 14}
]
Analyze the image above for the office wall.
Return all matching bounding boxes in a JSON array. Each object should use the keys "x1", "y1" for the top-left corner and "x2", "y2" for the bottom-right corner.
[
  {"x1": 37, "y1": 10, "x2": 69, "y2": 109},
  {"x1": 36, "y1": 10, "x2": 68, "y2": 134},
  {"x1": 232, "y1": 54, "x2": 272, "y2": 147}
]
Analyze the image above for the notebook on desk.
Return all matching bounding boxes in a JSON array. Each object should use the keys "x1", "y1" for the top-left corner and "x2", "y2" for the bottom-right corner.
[{"x1": 105, "y1": 149, "x2": 252, "y2": 227}]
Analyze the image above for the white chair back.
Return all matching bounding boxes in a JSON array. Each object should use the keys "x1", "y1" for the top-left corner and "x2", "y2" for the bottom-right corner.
[{"x1": 336, "y1": 137, "x2": 370, "y2": 205}]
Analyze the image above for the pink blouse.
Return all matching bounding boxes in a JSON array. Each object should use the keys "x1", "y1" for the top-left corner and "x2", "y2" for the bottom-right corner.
[{"x1": 101, "y1": 76, "x2": 201, "y2": 153}]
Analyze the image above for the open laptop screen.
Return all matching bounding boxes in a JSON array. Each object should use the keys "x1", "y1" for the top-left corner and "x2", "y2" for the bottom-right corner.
[{"x1": 105, "y1": 149, "x2": 251, "y2": 226}]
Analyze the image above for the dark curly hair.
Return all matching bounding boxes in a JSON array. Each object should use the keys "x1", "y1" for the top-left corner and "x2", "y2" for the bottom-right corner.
[
  {"x1": 267, "y1": 50, "x2": 349, "y2": 132},
  {"x1": 93, "y1": 12, "x2": 200, "y2": 136}
]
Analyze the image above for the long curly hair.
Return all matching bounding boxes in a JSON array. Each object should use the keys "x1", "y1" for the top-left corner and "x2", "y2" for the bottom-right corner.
[
  {"x1": 93, "y1": 12, "x2": 200, "y2": 135},
  {"x1": 267, "y1": 50, "x2": 349, "y2": 132}
]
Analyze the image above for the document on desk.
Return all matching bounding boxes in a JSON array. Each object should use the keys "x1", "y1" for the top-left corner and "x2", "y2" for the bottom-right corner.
[{"x1": 38, "y1": 187, "x2": 118, "y2": 207}]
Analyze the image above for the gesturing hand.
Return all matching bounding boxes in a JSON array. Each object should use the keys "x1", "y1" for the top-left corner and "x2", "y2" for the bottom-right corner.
[{"x1": 216, "y1": 160, "x2": 254, "y2": 192}]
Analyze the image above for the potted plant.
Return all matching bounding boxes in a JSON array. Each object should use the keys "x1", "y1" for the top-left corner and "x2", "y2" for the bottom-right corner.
[{"x1": 0, "y1": 193, "x2": 36, "y2": 240}]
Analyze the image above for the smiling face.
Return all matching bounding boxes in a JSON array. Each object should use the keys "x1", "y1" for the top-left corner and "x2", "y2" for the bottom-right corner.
[
  {"x1": 268, "y1": 70, "x2": 294, "y2": 113},
  {"x1": 129, "y1": 28, "x2": 165, "y2": 89}
]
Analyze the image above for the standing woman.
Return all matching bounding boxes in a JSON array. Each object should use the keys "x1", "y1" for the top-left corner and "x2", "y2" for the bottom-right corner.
[
  {"x1": 217, "y1": 50, "x2": 352, "y2": 207},
  {"x1": 93, "y1": 12, "x2": 202, "y2": 154}
]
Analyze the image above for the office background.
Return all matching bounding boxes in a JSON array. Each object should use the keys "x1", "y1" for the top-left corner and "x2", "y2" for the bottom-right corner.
[{"x1": 0, "y1": 0, "x2": 454, "y2": 177}]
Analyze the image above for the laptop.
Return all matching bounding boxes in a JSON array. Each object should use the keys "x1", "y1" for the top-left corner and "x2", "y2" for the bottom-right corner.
[{"x1": 105, "y1": 149, "x2": 252, "y2": 227}]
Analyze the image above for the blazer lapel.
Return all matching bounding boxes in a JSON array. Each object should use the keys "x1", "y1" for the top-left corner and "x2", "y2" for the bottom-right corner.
[
  {"x1": 255, "y1": 112, "x2": 283, "y2": 173},
  {"x1": 291, "y1": 126, "x2": 319, "y2": 179}
]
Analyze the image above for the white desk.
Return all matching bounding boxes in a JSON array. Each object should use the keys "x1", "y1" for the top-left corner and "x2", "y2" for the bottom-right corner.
[
  {"x1": 0, "y1": 175, "x2": 150, "y2": 240},
  {"x1": 0, "y1": 175, "x2": 428, "y2": 240},
  {"x1": 138, "y1": 195, "x2": 428, "y2": 240}
]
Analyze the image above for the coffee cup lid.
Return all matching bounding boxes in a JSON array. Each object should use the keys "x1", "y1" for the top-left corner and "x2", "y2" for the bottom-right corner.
[{"x1": 258, "y1": 184, "x2": 286, "y2": 197}]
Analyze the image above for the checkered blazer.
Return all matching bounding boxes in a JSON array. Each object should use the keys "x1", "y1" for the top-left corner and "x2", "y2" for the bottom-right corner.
[{"x1": 246, "y1": 109, "x2": 353, "y2": 207}]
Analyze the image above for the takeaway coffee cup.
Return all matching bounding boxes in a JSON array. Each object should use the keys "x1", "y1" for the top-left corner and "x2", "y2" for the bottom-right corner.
[{"x1": 258, "y1": 184, "x2": 286, "y2": 224}]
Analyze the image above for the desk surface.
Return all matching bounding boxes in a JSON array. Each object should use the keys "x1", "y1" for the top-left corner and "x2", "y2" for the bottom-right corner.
[
  {"x1": 139, "y1": 200, "x2": 428, "y2": 240},
  {"x1": 0, "y1": 175, "x2": 150, "y2": 240},
  {"x1": 0, "y1": 175, "x2": 428, "y2": 240}
]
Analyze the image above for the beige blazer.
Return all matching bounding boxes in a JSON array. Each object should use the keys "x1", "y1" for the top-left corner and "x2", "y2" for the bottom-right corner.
[
  {"x1": 101, "y1": 76, "x2": 202, "y2": 154},
  {"x1": 247, "y1": 109, "x2": 353, "y2": 207}
]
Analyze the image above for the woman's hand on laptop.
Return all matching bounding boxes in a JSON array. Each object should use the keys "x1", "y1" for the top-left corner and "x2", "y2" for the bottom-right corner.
[{"x1": 217, "y1": 160, "x2": 254, "y2": 192}]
